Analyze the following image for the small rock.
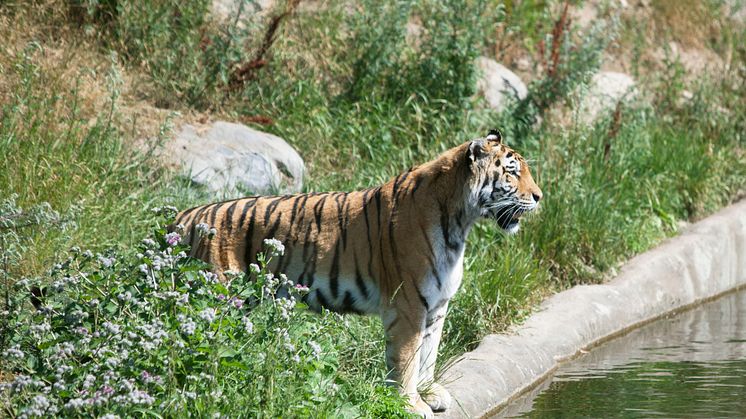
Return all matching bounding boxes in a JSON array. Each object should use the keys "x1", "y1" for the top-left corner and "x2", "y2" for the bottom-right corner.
[
  {"x1": 576, "y1": 71, "x2": 637, "y2": 124},
  {"x1": 475, "y1": 57, "x2": 528, "y2": 113},
  {"x1": 162, "y1": 121, "x2": 305, "y2": 196},
  {"x1": 211, "y1": 0, "x2": 274, "y2": 22}
]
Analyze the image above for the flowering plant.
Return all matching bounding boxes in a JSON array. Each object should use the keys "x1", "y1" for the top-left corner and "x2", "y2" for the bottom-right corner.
[{"x1": 0, "y1": 209, "x2": 352, "y2": 417}]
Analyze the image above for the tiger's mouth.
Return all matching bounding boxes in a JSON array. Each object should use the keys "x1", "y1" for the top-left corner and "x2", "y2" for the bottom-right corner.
[{"x1": 492, "y1": 206, "x2": 526, "y2": 233}]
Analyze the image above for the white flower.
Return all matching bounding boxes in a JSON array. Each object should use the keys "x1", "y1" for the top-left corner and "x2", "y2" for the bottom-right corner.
[
  {"x1": 248, "y1": 263, "x2": 261, "y2": 275},
  {"x1": 82, "y1": 374, "x2": 97, "y2": 389},
  {"x1": 196, "y1": 223, "x2": 210, "y2": 236},
  {"x1": 97, "y1": 255, "x2": 116, "y2": 268},
  {"x1": 242, "y1": 317, "x2": 254, "y2": 334},
  {"x1": 199, "y1": 270, "x2": 218, "y2": 284},
  {"x1": 64, "y1": 398, "x2": 86, "y2": 410},
  {"x1": 263, "y1": 238, "x2": 285, "y2": 256},
  {"x1": 20, "y1": 394, "x2": 55, "y2": 417},
  {"x1": 308, "y1": 341, "x2": 322, "y2": 360},
  {"x1": 4, "y1": 345, "x2": 24, "y2": 360},
  {"x1": 198, "y1": 308, "x2": 217, "y2": 323},
  {"x1": 177, "y1": 314, "x2": 197, "y2": 336},
  {"x1": 101, "y1": 322, "x2": 121, "y2": 335}
]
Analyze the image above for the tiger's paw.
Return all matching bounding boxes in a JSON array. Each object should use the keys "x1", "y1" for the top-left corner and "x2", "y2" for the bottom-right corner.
[
  {"x1": 421, "y1": 382, "x2": 452, "y2": 412},
  {"x1": 408, "y1": 396, "x2": 435, "y2": 419}
]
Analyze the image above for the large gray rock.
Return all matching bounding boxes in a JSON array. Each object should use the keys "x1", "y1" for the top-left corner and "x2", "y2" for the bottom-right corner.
[
  {"x1": 164, "y1": 121, "x2": 305, "y2": 196},
  {"x1": 576, "y1": 71, "x2": 637, "y2": 124},
  {"x1": 475, "y1": 57, "x2": 528, "y2": 113}
]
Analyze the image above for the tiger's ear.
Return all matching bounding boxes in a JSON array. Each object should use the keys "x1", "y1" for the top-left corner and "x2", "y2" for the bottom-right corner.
[
  {"x1": 469, "y1": 139, "x2": 488, "y2": 162},
  {"x1": 486, "y1": 129, "x2": 502, "y2": 144}
]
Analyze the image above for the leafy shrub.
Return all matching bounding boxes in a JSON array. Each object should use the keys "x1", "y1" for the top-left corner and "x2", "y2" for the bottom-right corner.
[
  {"x1": 344, "y1": 0, "x2": 501, "y2": 105},
  {"x1": 506, "y1": 4, "x2": 613, "y2": 141},
  {"x1": 1, "y1": 208, "x2": 409, "y2": 417}
]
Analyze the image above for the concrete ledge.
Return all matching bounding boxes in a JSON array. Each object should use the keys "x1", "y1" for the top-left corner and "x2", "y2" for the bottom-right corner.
[{"x1": 440, "y1": 199, "x2": 746, "y2": 418}]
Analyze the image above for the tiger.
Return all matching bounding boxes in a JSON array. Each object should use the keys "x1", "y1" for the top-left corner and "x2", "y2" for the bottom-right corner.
[{"x1": 171, "y1": 129, "x2": 542, "y2": 418}]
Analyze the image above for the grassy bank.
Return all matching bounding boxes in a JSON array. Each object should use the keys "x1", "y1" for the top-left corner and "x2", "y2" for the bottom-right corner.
[{"x1": 2, "y1": 0, "x2": 745, "y2": 416}]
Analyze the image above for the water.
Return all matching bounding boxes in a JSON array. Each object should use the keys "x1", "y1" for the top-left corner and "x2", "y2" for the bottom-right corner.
[{"x1": 499, "y1": 288, "x2": 746, "y2": 418}]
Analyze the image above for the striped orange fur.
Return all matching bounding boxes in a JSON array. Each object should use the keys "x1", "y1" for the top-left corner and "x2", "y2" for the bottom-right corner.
[{"x1": 171, "y1": 130, "x2": 542, "y2": 417}]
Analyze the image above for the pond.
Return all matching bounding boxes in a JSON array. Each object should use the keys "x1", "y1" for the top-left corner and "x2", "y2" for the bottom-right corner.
[{"x1": 498, "y1": 287, "x2": 746, "y2": 418}]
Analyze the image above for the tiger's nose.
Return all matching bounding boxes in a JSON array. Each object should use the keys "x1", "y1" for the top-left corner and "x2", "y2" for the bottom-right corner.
[{"x1": 532, "y1": 192, "x2": 542, "y2": 203}]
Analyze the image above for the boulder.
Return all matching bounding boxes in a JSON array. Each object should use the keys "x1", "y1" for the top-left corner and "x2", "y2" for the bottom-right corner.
[
  {"x1": 576, "y1": 71, "x2": 637, "y2": 124},
  {"x1": 475, "y1": 57, "x2": 528, "y2": 113},
  {"x1": 163, "y1": 121, "x2": 305, "y2": 196}
]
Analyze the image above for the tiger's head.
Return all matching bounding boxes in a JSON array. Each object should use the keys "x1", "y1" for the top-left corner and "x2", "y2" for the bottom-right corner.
[{"x1": 467, "y1": 129, "x2": 542, "y2": 234}]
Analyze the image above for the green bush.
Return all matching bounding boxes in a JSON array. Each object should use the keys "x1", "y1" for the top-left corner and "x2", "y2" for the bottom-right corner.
[{"x1": 1, "y1": 209, "x2": 410, "y2": 417}]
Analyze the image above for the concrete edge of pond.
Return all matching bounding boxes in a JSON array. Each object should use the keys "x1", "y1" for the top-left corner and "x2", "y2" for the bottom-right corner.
[{"x1": 439, "y1": 199, "x2": 746, "y2": 418}]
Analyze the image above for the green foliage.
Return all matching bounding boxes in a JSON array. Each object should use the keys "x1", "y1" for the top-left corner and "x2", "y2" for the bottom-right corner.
[
  {"x1": 0, "y1": 45, "x2": 169, "y2": 275},
  {"x1": 507, "y1": 10, "x2": 613, "y2": 141},
  {"x1": 0, "y1": 212, "x2": 411, "y2": 416},
  {"x1": 345, "y1": 0, "x2": 502, "y2": 105}
]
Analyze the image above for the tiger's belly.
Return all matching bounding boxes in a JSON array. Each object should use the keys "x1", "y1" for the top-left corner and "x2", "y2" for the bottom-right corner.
[{"x1": 280, "y1": 256, "x2": 382, "y2": 315}]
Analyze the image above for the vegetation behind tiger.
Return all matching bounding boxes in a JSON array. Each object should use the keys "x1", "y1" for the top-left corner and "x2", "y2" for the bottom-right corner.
[{"x1": 1, "y1": 0, "x2": 744, "y2": 416}]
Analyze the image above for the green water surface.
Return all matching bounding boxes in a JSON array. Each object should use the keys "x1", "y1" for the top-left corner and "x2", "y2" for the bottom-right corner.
[{"x1": 502, "y1": 288, "x2": 746, "y2": 418}]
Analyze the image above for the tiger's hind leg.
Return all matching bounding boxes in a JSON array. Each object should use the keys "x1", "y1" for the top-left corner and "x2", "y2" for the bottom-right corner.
[{"x1": 418, "y1": 301, "x2": 452, "y2": 412}]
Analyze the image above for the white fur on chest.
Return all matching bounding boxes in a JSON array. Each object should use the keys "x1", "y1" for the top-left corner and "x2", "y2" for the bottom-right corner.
[{"x1": 421, "y1": 228, "x2": 465, "y2": 305}]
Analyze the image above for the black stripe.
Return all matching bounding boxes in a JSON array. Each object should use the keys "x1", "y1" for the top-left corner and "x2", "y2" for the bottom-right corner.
[
  {"x1": 263, "y1": 196, "x2": 284, "y2": 225},
  {"x1": 439, "y1": 202, "x2": 460, "y2": 251},
  {"x1": 385, "y1": 317, "x2": 399, "y2": 333},
  {"x1": 429, "y1": 298, "x2": 449, "y2": 315},
  {"x1": 354, "y1": 256, "x2": 369, "y2": 300},
  {"x1": 297, "y1": 224, "x2": 314, "y2": 286},
  {"x1": 244, "y1": 203, "x2": 259, "y2": 268},
  {"x1": 264, "y1": 214, "x2": 282, "y2": 243},
  {"x1": 391, "y1": 171, "x2": 410, "y2": 202},
  {"x1": 334, "y1": 193, "x2": 346, "y2": 247},
  {"x1": 316, "y1": 290, "x2": 331, "y2": 311},
  {"x1": 426, "y1": 313, "x2": 445, "y2": 329},
  {"x1": 306, "y1": 243, "x2": 318, "y2": 288},
  {"x1": 361, "y1": 189, "x2": 375, "y2": 280},
  {"x1": 418, "y1": 223, "x2": 441, "y2": 289},
  {"x1": 287, "y1": 195, "x2": 303, "y2": 236},
  {"x1": 224, "y1": 200, "x2": 239, "y2": 235},
  {"x1": 336, "y1": 192, "x2": 350, "y2": 249},
  {"x1": 415, "y1": 285, "x2": 430, "y2": 311},
  {"x1": 341, "y1": 291, "x2": 362, "y2": 314},
  {"x1": 176, "y1": 205, "x2": 200, "y2": 224},
  {"x1": 409, "y1": 174, "x2": 424, "y2": 198},
  {"x1": 220, "y1": 200, "x2": 240, "y2": 269},
  {"x1": 329, "y1": 240, "x2": 341, "y2": 299},
  {"x1": 209, "y1": 202, "x2": 225, "y2": 228},
  {"x1": 313, "y1": 194, "x2": 329, "y2": 232},
  {"x1": 187, "y1": 205, "x2": 211, "y2": 250},
  {"x1": 237, "y1": 199, "x2": 256, "y2": 229}
]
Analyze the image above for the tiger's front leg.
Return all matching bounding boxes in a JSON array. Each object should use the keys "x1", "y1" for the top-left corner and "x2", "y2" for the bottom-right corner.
[
  {"x1": 382, "y1": 305, "x2": 433, "y2": 418},
  {"x1": 418, "y1": 301, "x2": 452, "y2": 412}
]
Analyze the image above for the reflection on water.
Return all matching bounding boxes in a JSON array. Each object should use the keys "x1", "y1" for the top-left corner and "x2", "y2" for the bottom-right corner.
[{"x1": 499, "y1": 288, "x2": 746, "y2": 418}]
